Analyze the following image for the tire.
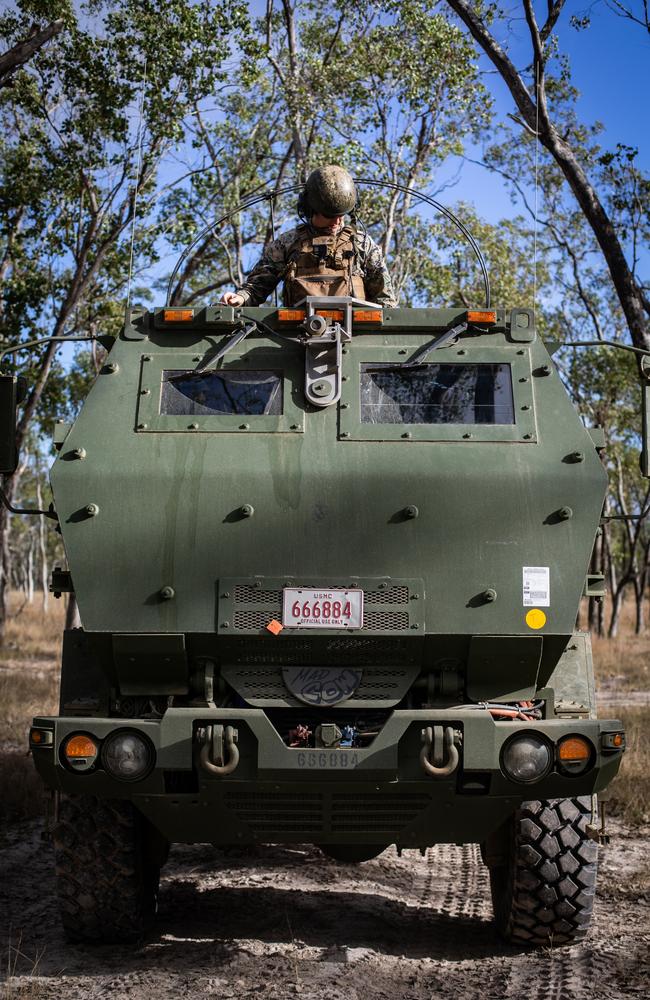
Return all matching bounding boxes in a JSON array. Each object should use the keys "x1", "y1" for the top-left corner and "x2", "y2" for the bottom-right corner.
[
  {"x1": 53, "y1": 795, "x2": 162, "y2": 944},
  {"x1": 487, "y1": 796, "x2": 598, "y2": 946}
]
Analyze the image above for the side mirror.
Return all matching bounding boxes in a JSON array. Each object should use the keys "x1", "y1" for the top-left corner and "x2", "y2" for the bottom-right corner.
[{"x1": 0, "y1": 374, "x2": 26, "y2": 475}]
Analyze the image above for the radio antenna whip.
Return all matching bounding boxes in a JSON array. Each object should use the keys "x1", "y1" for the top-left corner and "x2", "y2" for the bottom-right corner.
[
  {"x1": 126, "y1": 56, "x2": 148, "y2": 312},
  {"x1": 533, "y1": 60, "x2": 540, "y2": 317}
]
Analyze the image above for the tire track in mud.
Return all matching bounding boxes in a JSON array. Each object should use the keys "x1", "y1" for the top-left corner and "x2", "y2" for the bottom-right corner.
[{"x1": 1, "y1": 822, "x2": 648, "y2": 1000}]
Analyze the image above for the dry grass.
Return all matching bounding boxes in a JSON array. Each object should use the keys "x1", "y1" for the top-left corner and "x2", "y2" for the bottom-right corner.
[
  {"x1": 599, "y1": 705, "x2": 650, "y2": 827},
  {"x1": 588, "y1": 599, "x2": 650, "y2": 691},
  {"x1": 0, "y1": 594, "x2": 62, "y2": 828},
  {"x1": 2, "y1": 593, "x2": 65, "y2": 666}
]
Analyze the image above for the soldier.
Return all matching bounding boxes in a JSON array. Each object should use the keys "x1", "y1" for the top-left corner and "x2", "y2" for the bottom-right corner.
[{"x1": 220, "y1": 165, "x2": 398, "y2": 308}]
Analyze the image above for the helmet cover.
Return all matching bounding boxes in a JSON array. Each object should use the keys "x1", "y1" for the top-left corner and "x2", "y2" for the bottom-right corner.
[{"x1": 303, "y1": 165, "x2": 357, "y2": 217}]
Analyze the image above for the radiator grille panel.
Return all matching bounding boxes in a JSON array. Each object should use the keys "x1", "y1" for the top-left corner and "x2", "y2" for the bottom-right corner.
[
  {"x1": 221, "y1": 664, "x2": 419, "y2": 706},
  {"x1": 223, "y1": 790, "x2": 432, "y2": 837},
  {"x1": 230, "y1": 584, "x2": 413, "y2": 633},
  {"x1": 226, "y1": 636, "x2": 418, "y2": 667}
]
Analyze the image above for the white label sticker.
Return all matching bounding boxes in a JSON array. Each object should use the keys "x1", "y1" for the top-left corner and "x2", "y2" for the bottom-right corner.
[{"x1": 523, "y1": 566, "x2": 550, "y2": 607}]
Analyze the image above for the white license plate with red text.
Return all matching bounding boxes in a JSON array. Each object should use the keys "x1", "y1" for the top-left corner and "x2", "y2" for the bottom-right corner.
[{"x1": 282, "y1": 588, "x2": 364, "y2": 629}]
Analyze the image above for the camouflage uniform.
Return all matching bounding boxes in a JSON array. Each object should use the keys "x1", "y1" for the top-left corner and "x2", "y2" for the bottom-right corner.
[{"x1": 235, "y1": 224, "x2": 398, "y2": 307}]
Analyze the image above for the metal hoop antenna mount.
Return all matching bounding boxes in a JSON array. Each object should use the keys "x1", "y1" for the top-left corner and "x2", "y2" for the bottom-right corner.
[{"x1": 165, "y1": 179, "x2": 491, "y2": 308}]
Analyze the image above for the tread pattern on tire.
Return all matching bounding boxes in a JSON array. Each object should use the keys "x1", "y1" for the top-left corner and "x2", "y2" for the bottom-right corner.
[
  {"x1": 490, "y1": 796, "x2": 598, "y2": 946},
  {"x1": 53, "y1": 795, "x2": 159, "y2": 944}
]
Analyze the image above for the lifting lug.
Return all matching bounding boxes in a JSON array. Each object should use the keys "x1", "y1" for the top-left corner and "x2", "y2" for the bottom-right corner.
[
  {"x1": 197, "y1": 723, "x2": 239, "y2": 776},
  {"x1": 420, "y1": 725, "x2": 461, "y2": 778}
]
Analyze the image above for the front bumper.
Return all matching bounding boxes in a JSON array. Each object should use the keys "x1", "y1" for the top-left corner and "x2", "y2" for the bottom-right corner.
[{"x1": 31, "y1": 708, "x2": 625, "y2": 847}]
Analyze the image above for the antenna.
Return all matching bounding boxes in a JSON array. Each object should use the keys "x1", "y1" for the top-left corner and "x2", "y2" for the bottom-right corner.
[
  {"x1": 533, "y1": 60, "x2": 540, "y2": 317},
  {"x1": 126, "y1": 57, "x2": 148, "y2": 312}
]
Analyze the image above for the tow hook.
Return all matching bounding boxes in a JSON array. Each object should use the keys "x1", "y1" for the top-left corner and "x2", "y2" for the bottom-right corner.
[
  {"x1": 420, "y1": 725, "x2": 461, "y2": 778},
  {"x1": 197, "y1": 724, "x2": 239, "y2": 776}
]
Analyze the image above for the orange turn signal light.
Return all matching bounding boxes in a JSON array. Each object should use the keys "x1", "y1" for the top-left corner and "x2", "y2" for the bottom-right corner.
[
  {"x1": 64, "y1": 734, "x2": 98, "y2": 759},
  {"x1": 467, "y1": 310, "x2": 497, "y2": 325},
  {"x1": 558, "y1": 736, "x2": 591, "y2": 761},
  {"x1": 163, "y1": 308, "x2": 194, "y2": 323},
  {"x1": 354, "y1": 309, "x2": 383, "y2": 323},
  {"x1": 278, "y1": 309, "x2": 305, "y2": 322}
]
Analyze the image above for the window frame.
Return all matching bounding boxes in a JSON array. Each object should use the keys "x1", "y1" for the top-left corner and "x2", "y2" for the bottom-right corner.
[
  {"x1": 339, "y1": 344, "x2": 537, "y2": 442},
  {"x1": 136, "y1": 350, "x2": 305, "y2": 434}
]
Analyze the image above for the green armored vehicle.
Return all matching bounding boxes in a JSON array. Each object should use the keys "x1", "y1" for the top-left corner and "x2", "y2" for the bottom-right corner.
[{"x1": 1, "y1": 247, "x2": 629, "y2": 945}]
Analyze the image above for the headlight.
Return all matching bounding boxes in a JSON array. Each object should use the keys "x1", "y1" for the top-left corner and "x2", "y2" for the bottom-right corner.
[
  {"x1": 557, "y1": 734, "x2": 594, "y2": 776},
  {"x1": 101, "y1": 730, "x2": 154, "y2": 782},
  {"x1": 501, "y1": 733, "x2": 552, "y2": 783},
  {"x1": 62, "y1": 732, "x2": 99, "y2": 773}
]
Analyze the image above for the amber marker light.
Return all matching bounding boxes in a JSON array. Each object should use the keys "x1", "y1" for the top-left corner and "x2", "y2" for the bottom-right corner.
[
  {"x1": 315, "y1": 309, "x2": 344, "y2": 321},
  {"x1": 62, "y1": 733, "x2": 99, "y2": 773},
  {"x1": 277, "y1": 309, "x2": 305, "y2": 322},
  {"x1": 601, "y1": 731, "x2": 626, "y2": 751},
  {"x1": 467, "y1": 310, "x2": 497, "y2": 324},
  {"x1": 557, "y1": 735, "x2": 593, "y2": 775},
  {"x1": 354, "y1": 310, "x2": 383, "y2": 323},
  {"x1": 163, "y1": 308, "x2": 194, "y2": 322}
]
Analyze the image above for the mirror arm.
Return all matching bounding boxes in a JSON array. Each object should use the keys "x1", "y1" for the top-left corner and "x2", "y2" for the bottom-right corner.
[{"x1": 0, "y1": 485, "x2": 58, "y2": 520}]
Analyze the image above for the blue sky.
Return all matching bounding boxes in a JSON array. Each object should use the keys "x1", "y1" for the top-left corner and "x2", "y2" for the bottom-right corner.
[{"x1": 437, "y1": 2, "x2": 650, "y2": 222}]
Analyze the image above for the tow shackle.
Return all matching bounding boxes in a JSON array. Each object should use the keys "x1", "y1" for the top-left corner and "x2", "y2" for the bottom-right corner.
[
  {"x1": 198, "y1": 724, "x2": 240, "y2": 776},
  {"x1": 420, "y1": 725, "x2": 460, "y2": 778}
]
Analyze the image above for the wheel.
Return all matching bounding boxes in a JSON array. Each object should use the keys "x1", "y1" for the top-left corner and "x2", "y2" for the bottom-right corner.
[
  {"x1": 319, "y1": 844, "x2": 385, "y2": 863},
  {"x1": 486, "y1": 796, "x2": 598, "y2": 946},
  {"x1": 53, "y1": 795, "x2": 163, "y2": 943}
]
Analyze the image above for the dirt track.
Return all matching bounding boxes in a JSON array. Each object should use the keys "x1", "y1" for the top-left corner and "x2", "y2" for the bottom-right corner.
[{"x1": 1, "y1": 817, "x2": 648, "y2": 1000}]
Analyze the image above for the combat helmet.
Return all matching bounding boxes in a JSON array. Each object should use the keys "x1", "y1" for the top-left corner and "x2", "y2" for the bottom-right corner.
[{"x1": 301, "y1": 165, "x2": 357, "y2": 218}]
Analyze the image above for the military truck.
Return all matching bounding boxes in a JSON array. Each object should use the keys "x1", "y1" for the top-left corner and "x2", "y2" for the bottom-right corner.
[{"x1": 0, "y1": 243, "x2": 632, "y2": 947}]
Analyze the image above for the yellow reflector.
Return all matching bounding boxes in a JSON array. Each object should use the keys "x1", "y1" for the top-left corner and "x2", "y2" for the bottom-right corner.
[
  {"x1": 64, "y1": 734, "x2": 98, "y2": 759},
  {"x1": 558, "y1": 736, "x2": 591, "y2": 761},
  {"x1": 467, "y1": 310, "x2": 497, "y2": 324},
  {"x1": 354, "y1": 310, "x2": 383, "y2": 323},
  {"x1": 316, "y1": 309, "x2": 344, "y2": 321},
  {"x1": 525, "y1": 608, "x2": 546, "y2": 630},
  {"x1": 163, "y1": 308, "x2": 193, "y2": 323},
  {"x1": 277, "y1": 309, "x2": 305, "y2": 322}
]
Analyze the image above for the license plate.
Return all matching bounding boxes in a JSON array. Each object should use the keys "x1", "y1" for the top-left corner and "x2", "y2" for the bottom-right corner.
[{"x1": 282, "y1": 588, "x2": 364, "y2": 629}]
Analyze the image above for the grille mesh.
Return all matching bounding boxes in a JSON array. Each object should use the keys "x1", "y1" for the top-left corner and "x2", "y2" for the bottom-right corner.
[
  {"x1": 231, "y1": 585, "x2": 411, "y2": 632},
  {"x1": 221, "y1": 665, "x2": 418, "y2": 706},
  {"x1": 223, "y1": 790, "x2": 431, "y2": 836},
  {"x1": 366, "y1": 586, "x2": 409, "y2": 604},
  {"x1": 227, "y1": 636, "x2": 417, "y2": 667}
]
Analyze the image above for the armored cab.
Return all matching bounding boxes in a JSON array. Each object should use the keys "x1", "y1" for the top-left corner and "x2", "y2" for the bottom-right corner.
[{"x1": 23, "y1": 298, "x2": 625, "y2": 945}]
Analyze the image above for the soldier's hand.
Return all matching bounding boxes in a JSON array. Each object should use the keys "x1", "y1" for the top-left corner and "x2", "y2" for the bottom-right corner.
[{"x1": 221, "y1": 291, "x2": 245, "y2": 306}]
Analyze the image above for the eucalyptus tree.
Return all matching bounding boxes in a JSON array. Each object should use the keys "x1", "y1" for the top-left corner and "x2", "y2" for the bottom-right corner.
[
  {"x1": 164, "y1": 0, "x2": 491, "y2": 307},
  {"x1": 443, "y1": 0, "x2": 650, "y2": 356},
  {"x1": 0, "y1": 0, "x2": 250, "y2": 636}
]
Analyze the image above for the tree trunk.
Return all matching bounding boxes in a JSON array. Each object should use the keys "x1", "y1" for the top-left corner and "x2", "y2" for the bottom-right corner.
[{"x1": 445, "y1": 0, "x2": 650, "y2": 354}]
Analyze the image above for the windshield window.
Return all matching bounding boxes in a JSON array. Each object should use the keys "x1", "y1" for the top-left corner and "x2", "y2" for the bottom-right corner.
[
  {"x1": 360, "y1": 363, "x2": 515, "y2": 425},
  {"x1": 160, "y1": 370, "x2": 283, "y2": 416}
]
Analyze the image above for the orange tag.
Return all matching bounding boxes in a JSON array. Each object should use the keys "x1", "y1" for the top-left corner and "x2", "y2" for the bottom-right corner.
[{"x1": 266, "y1": 619, "x2": 283, "y2": 635}]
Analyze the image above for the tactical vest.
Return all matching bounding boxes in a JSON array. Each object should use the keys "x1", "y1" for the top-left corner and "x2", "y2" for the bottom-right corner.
[{"x1": 283, "y1": 225, "x2": 366, "y2": 306}]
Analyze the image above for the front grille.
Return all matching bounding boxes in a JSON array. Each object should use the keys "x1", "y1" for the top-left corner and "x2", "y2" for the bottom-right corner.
[
  {"x1": 223, "y1": 789, "x2": 432, "y2": 837},
  {"x1": 224, "y1": 791, "x2": 323, "y2": 834},
  {"x1": 221, "y1": 664, "x2": 419, "y2": 706},
  {"x1": 331, "y1": 793, "x2": 432, "y2": 833},
  {"x1": 230, "y1": 584, "x2": 414, "y2": 633},
  {"x1": 225, "y1": 636, "x2": 419, "y2": 667}
]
